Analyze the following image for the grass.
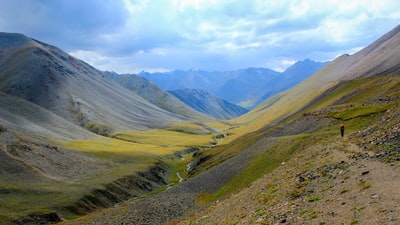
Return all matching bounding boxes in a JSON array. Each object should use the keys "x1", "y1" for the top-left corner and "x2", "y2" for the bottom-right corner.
[
  {"x1": 197, "y1": 134, "x2": 310, "y2": 204},
  {"x1": 111, "y1": 129, "x2": 213, "y2": 148}
]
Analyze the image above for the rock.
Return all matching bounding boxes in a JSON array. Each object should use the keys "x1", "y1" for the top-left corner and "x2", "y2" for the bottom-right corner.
[
  {"x1": 297, "y1": 176, "x2": 306, "y2": 182},
  {"x1": 370, "y1": 194, "x2": 380, "y2": 199},
  {"x1": 0, "y1": 124, "x2": 6, "y2": 132},
  {"x1": 361, "y1": 171, "x2": 370, "y2": 175}
]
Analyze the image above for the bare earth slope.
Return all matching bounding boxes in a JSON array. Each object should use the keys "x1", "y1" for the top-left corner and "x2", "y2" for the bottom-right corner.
[{"x1": 0, "y1": 32, "x2": 194, "y2": 134}]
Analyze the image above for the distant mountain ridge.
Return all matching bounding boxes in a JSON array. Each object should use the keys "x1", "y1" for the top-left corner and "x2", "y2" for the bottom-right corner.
[
  {"x1": 169, "y1": 88, "x2": 249, "y2": 120},
  {"x1": 139, "y1": 60, "x2": 327, "y2": 108}
]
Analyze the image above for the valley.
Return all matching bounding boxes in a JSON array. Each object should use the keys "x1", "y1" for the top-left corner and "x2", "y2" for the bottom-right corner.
[{"x1": 0, "y1": 23, "x2": 400, "y2": 225}]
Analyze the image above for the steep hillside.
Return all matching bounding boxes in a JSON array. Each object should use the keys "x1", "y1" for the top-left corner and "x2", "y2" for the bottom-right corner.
[
  {"x1": 110, "y1": 73, "x2": 213, "y2": 120},
  {"x1": 0, "y1": 32, "x2": 195, "y2": 135},
  {"x1": 174, "y1": 74, "x2": 400, "y2": 225},
  {"x1": 235, "y1": 24, "x2": 400, "y2": 135},
  {"x1": 169, "y1": 88, "x2": 249, "y2": 120}
]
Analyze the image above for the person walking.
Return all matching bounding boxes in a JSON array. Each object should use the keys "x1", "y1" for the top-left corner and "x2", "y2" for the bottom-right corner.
[{"x1": 340, "y1": 124, "x2": 345, "y2": 137}]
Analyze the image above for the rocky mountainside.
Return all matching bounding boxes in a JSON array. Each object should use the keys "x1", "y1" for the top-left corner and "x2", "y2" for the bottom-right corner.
[
  {"x1": 0, "y1": 32, "x2": 199, "y2": 136},
  {"x1": 169, "y1": 88, "x2": 249, "y2": 119},
  {"x1": 139, "y1": 60, "x2": 325, "y2": 108}
]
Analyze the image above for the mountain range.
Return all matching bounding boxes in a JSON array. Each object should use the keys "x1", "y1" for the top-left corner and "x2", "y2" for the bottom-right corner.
[
  {"x1": 169, "y1": 88, "x2": 249, "y2": 120},
  {"x1": 0, "y1": 23, "x2": 400, "y2": 224},
  {"x1": 138, "y1": 59, "x2": 326, "y2": 108}
]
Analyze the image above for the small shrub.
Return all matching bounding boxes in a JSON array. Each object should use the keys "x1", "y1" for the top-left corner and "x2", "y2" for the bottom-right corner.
[
  {"x1": 307, "y1": 195, "x2": 321, "y2": 202},
  {"x1": 358, "y1": 181, "x2": 371, "y2": 189},
  {"x1": 350, "y1": 218, "x2": 359, "y2": 225}
]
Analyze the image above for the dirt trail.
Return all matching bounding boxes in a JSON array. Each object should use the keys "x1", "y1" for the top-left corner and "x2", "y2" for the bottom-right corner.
[{"x1": 174, "y1": 137, "x2": 400, "y2": 225}]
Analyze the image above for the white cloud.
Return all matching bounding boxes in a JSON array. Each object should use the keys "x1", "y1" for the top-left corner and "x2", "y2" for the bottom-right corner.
[{"x1": 1, "y1": 0, "x2": 400, "y2": 72}]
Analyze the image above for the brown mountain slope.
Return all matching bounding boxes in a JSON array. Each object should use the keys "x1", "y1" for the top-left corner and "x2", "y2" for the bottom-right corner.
[{"x1": 0, "y1": 33, "x2": 196, "y2": 136}]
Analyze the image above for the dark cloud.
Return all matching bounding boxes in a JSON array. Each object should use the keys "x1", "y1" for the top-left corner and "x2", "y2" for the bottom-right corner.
[{"x1": 0, "y1": 0, "x2": 128, "y2": 50}]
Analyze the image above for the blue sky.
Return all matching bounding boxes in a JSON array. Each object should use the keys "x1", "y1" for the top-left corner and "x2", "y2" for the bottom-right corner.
[{"x1": 1, "y1": 0, "x2": 400, "y2": 73}]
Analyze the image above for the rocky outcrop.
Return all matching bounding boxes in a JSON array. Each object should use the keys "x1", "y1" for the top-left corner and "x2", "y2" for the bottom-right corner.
[{"x1": 65, "y1": 161, "x2": 169, "y2": 215}]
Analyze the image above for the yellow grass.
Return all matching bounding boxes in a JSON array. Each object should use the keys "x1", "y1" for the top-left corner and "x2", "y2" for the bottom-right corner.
[
  {"x1": 113, "y1": 129, "x2": 213, "y2": 148},
  {"x1": 60, "y1": 126, "x2": 217, "y2": 159}
]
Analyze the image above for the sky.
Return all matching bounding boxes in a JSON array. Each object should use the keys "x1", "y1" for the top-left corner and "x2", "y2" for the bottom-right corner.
[{"x1": 1, "y1": 0, "x2": 400, "y2": 73}]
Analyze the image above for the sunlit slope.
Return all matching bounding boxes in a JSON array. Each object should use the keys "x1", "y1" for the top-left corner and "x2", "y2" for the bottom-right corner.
[
  {"x1": 234, "y1": 24, "x2": 400, "y2": 135},
  {"x1": 177, "y1": 73, "x2": 400, "y2": 225},
  {"x1": 233, "y1": 56, "x2": 347, "y2": 132}
]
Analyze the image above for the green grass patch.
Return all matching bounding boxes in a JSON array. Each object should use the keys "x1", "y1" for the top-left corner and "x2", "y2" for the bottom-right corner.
[
  {"x1": 307, "y1": 195, "x2": 321, "y2": 202},
  {"x1": 326, "y1": 104, "x2": 392, "y2": 121},
  {"x1": 197, "y1": 134, "x2": 310, "y2": 204},
  {"x1": 111, "y1": 129, "x2": 213, "y2": 148}
]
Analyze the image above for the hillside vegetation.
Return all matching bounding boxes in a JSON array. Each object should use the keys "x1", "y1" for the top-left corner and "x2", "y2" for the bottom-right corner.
[{"x1": 173, "y1": 74, "x2": 400, "y2": 225}]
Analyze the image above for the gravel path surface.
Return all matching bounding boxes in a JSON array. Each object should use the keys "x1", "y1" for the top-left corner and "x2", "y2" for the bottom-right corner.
[{"x1": 70, "y1": 137, "x2": 272, "y2": 225}]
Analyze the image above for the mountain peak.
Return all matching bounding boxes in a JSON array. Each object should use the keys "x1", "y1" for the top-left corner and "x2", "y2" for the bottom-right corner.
[{"x1": 0, "y1": 32, "x2": 34, "y2": 50}]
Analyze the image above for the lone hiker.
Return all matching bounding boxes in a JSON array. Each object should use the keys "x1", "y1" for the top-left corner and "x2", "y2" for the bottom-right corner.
[{"x1": 340, "y1": 124, "x2": 345, "y2": 137}]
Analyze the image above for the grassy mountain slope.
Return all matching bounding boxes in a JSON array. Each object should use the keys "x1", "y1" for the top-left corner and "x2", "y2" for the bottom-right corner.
[
  {"x1": 175, "y1": 73, "x2": 400, "y2": 225},
  {"x1": 231, "y1": 24, "x2": 400, "y2": 138},
  {"x1": 167, "y1": 24, "x2": 400, "y2": 224},
  {"x1": 183, "y1": 24, "x2": 400, "y2": 185}
]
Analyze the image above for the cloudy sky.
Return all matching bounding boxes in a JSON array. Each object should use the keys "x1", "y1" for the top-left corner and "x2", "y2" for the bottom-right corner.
[{"x1": 1, "y1": 0, "x2": 400, "y2": 73}]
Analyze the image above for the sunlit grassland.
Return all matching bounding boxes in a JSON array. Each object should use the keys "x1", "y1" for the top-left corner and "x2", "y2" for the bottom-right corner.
[
  {"x1": 58, "y1": 127, "x2": 220, "y2": 183},
  {"x1": 0, "y1": 122, "x2": 227, "y2": 222},
  {"x1": 112, "y1": 129, "x2": 212, "y2": 148}
]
